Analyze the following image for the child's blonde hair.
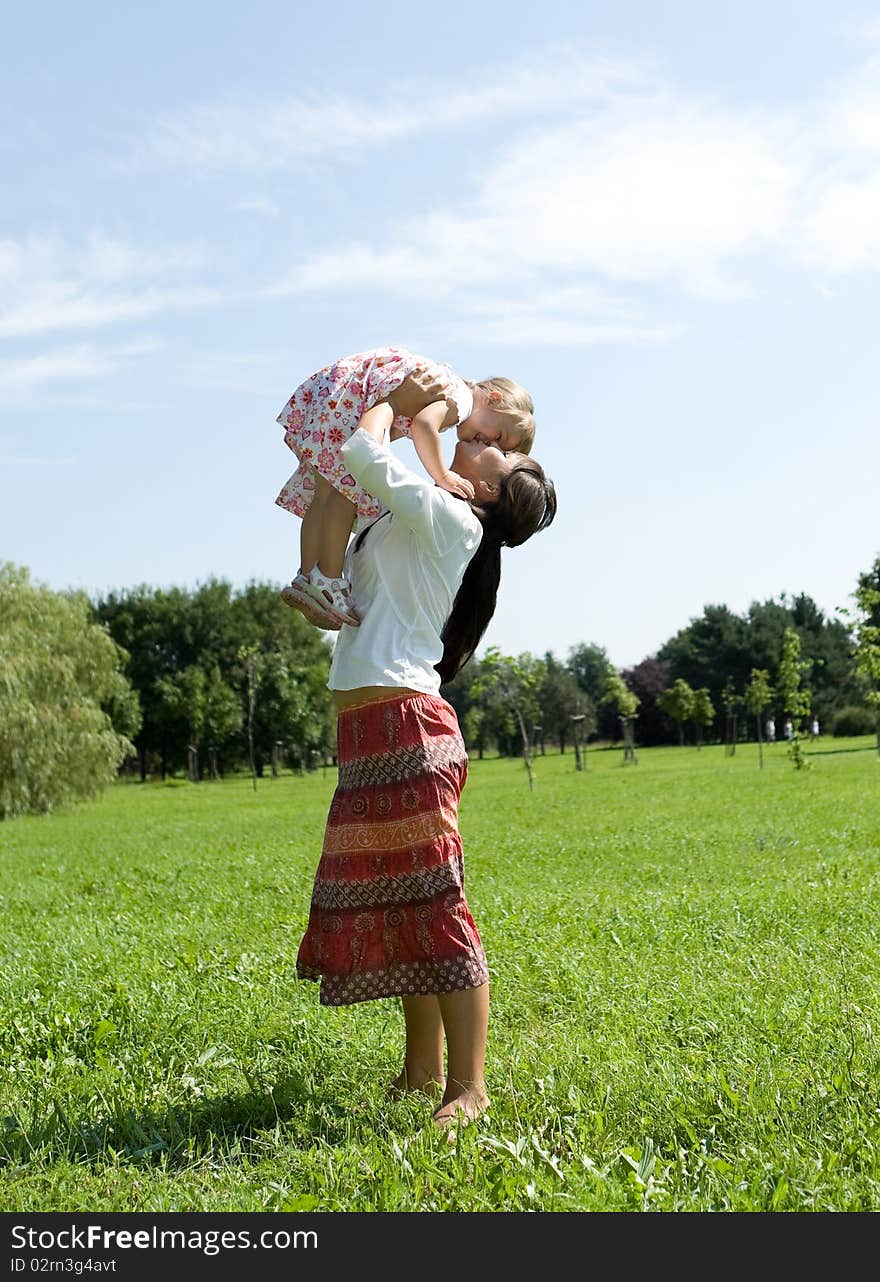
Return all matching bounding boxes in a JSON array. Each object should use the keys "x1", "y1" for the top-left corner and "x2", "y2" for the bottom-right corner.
[{"x1": 468, "y1": 377, "x2": 536, "y2": 453}]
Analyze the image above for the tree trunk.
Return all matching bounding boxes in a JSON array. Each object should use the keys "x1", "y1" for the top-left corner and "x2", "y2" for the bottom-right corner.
[
  {"x1": 621, "y1": 717, "x2": 637, "y2": 764},
  {"x1": 246, "y1": 668, "x2": 257, "y2": 793},
  {"x1": 138, "y1": 745, "x2": 147, "y2": 782},
  {"x1": 513, "y1": 706, "x2": 535, "y2": 791}
]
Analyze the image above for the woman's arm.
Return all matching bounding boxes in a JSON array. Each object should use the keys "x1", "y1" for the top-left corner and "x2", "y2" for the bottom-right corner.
[
  {"x1": 384, "y1": 368, "x2": 450, "y2": 419},
  {"x1": 357, "y1": 400, "x2": 395, "y2": 441},
  {"x1": 340, "y1": 430, "x2": 480, "y2": 557}
]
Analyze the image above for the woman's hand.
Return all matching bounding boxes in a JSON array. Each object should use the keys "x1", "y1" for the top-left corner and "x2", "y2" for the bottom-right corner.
[
  {"x1": 436, "y1": 470, "x2": 475, "y2": 500},
  {"x1": 386, "y1": 367, "x2": 449, "y2": 419}
]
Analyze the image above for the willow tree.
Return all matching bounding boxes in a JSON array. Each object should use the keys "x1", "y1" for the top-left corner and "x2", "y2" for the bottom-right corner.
[{"x1": 0, "y1": 563, "x2": 139, "y2": 817}]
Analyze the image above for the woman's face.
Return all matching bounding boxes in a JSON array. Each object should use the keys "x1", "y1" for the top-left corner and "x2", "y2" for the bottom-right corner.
[
  {"x1": 456, "y1": 406, "x2": 522, "y2": 452},
  {"x1": 450, "y1": 439, "x2": 525, "y2": 502}
]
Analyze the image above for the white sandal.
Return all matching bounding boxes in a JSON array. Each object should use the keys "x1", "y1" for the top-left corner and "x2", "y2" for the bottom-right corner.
[
  {"x1": 304, "y1": 566, "x2": 361, "y2": 627},
  {"x1": 280, "y1": 573, "x2": 341, "y2": 630}
]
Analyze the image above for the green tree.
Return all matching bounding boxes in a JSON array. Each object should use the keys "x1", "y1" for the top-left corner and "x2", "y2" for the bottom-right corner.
[
  {"x1": 567, "y1": 641, "x2": 617, "y2": 739},
  {"x1": 658, "y1": 678, "x2": 695, "y2": 747},
  {"x1": 746, "y1": 593, "x2": 856, "y2": 726},
  {"x1": 156, "y1": 662, "x2": 242, "y2": 781},
  {"x1": 777, "y1": 627, "x2": 812, "y2": 770},
  {"x1": 601, "y1": 666, "x2": 640, "y2": 763},
  {"x1": 537, "y1": 652, "x2": 596, "y2": 754},
  {"x1": 692, "y1": 687, "x2": 715, "y2": 749},
  {"x1": 472, "y1": 648, "x2": 544, "y2": 789},
  {"x1": 658, "y1": 605, "x2": 751, "y2": 725},
  {"x1": 850, "y1": 558, "x2": 880, "y2": 756},
  {"x1": 743, "y1": 668, "x2": 773, "y2": 770},
  {"x1": 96, "y1": 580, "x2": 332, "y2": 778},
  {"x1": 229, "y1": 582, "x2": 334, "y2": 771},
  {"x1": 0, "y1": 564, "x2": 139, "y2": 818},
  {"x1": 442, "y1": 662, "x2": 486, "y2": 757},
  {"x1": 623, "y1": 657, "x2": 671, "y2": 747},
  {"x1": 721, "y1": 678, "x2": 742, "y2": 755}
]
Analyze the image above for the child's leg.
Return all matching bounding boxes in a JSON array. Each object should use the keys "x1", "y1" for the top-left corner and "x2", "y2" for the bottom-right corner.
[
  {"x1": 317, "y1": 483, "x2": 358, "y2": 579},
  {"x1": 389, "y1": 995, "x2": 446, "y2": 1098},
  {"x1": 299, "y1": 476, "x2": 329, "y2": 575},
  {"x1": 433, "y1": 983, "x2": 490, "y2": 1125}
]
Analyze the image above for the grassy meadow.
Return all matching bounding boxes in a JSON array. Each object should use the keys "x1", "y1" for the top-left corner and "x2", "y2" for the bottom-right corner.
[{"x1": 1, "y1": 735, "x2": 878, "y2": 1212}]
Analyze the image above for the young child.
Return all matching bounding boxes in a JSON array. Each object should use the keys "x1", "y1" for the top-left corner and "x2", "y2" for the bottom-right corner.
[{"x1": 274, "y1": 346, "x2": 536, "y2": 629}]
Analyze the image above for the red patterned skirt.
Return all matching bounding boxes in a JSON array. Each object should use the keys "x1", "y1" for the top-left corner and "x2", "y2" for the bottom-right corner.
[{"x1": 296, "y1": 691, "x2": 489, "y2": 1006}]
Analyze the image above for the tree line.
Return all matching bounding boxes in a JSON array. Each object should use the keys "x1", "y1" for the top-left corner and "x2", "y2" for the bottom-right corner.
[
  {"x1": 443, "y1": 571, "x2": 880, "y2": 758},
  {"x1": 1, "y1": 558, "x2": 878, "y2": 816}
]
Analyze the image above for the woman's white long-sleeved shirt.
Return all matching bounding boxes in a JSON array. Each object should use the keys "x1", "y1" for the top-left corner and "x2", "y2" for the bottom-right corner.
[{"x1": 327, "y1": 430, "x2": 482, "y2": 694}]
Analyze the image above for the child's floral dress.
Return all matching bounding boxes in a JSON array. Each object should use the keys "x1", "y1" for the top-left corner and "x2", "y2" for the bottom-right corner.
[{"x1": 275, "y1": 346, "x2": 472, "y2": 523}]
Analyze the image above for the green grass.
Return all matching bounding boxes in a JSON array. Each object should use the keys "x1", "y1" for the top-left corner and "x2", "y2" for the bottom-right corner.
[{"x1": 1, "y1": 736, "x2": 878, "y2": 1212}]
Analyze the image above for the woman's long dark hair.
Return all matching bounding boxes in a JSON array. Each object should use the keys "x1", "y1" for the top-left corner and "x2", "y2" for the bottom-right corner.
[
  {"x1": 435, "y1": 459, "x2": 557, "y2": 684},
  {"x1": 352, "y1": 459, "x2": 557, "y2": 685}
]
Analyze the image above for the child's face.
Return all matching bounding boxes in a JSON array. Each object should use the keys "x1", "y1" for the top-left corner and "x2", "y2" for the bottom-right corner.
[{"x1": 456, "y1": 406, "x2": 522, "y2": 452}]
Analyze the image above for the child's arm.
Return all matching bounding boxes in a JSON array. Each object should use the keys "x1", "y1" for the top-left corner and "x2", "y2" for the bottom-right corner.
[{"x1": 409, "y1": 403, "x2": 475, "y2": 499}]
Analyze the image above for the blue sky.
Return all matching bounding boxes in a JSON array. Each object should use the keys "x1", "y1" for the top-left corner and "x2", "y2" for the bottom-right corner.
[{"x1": 2, "y1": 0, "x2": 879, "y2": 669}]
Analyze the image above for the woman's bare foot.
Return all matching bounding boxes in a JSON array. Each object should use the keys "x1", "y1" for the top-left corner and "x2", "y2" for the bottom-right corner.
[
  {"x1": 432, "y1": 1084, "x2": 489, "y2": 1128},
  {"x1": 387, "y1": 1069, "x2": 445, "y2": 1101}
]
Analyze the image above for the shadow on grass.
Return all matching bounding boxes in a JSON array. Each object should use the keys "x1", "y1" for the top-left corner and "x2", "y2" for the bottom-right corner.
[{"x1": 1, "y1": 1071, "x2": 351, "y2": 1171}]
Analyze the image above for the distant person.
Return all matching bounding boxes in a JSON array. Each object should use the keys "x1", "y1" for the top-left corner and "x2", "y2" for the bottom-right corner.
[
  {"x1": 765, "y1": 716, "x2": 776, "y2": 743},
  {"x1": 810, "y1": 716, "x2": 820, "y2": 740},
  {"x1": 783, "y1": 717, "x2": 793, "y2": 741},
  {"x1": 274, "y1": 347, "x2": 536, "y2": 628}
]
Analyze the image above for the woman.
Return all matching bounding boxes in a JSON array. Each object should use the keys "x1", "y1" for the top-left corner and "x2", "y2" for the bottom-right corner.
[{"x1": 294, "y1": 371, "x2": 557, "y2": 1126}]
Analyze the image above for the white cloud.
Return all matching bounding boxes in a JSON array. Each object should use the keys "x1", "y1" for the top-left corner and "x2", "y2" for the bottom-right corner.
[
  {"x1": 271, "y1": 95, "x2": 800, "y2": 317},
  {"x1": 0, "y1": 233, "x2": 216, "y2": 339},
  {"x1": 450, "y1": 286, "x2": 684, "y2": 347},
  {"x1": 0, "y1": 284, "x2": 220, "y2": 339},
  {"x1": 793, "y1": 40, "x2": 880, "y2": 271},
  {"x1": 134, "y1": 51, "x2": 649, "y2": 172},
  {"x1": 0, "y1": 341, "x2": 156, "y2": 391},
  {"x1": 800, "y1": 175, "x2": 880, "y2": 271},
  {"x1": 265, "y1": 38, "x2": 880, "y2": 320}
]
